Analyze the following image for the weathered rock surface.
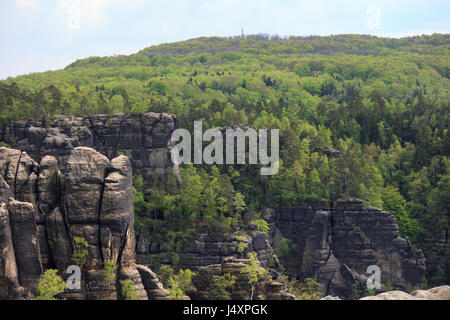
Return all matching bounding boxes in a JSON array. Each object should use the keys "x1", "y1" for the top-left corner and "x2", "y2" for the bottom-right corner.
[
  {"x1": 0, "y1": 202, "x2": 25, "y2": 299},
  {"x1": 410, "y1": 285, "x2": 450, "y2": 300},
  {"x1": 137, "y1": 230, "x2": 278, "y2": 272},
  {"x1": 320, "y1": 295, "x2": 341, "y2": 300},
  {"x1": 0, "y1": 146, "x2": 168, "y2": 300},
  {"x1": 137, "y1": 198, "x2": 428, "y2": 300},
  {"x1": 269, "y1": 198, "x2": 426, "y2": 299},
  {"x1": 136, "y1": 265, "x2": 173, "y2": 300},
  {"x1": 0, "y1": 113, "x2": 176, "y2": 191},
  {"x1": 192, "y1": 256, "x2": 295, "y2": 300},
  {"x1": 8, "y1": 199, "x2": 43, "y2": 293},
  {"x1": 360, "y1": 285, "x2": 450, "y2": 300}
]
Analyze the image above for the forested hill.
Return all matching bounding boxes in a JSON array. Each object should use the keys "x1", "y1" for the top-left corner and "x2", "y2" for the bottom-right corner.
[{"x1": 0, "y1": 34, "x2": 449, "y2": 284}]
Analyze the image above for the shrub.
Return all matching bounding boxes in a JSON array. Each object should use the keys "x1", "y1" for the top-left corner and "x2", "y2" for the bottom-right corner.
[
  {"x1": 207, "y1": 273, "x2": 237, "y2": 300},
  {"x1": 240, "y1": 252, "x2": 268, "y2": 300},
  {"x1": 252, "y1": 219, "x2": 270, "y2": 236},
  {"x1": 72, "y1": 237, "x2": 89, "y2": 269},
  {"x1": 35, "y1": 269, "x2": 67, "y2": 300},
  {"x1": 120, "y1": 279, "x2": 138, "y2": 300},
  {"x1": 103, "y1": 261, "x2": 117, "y2": 283}
]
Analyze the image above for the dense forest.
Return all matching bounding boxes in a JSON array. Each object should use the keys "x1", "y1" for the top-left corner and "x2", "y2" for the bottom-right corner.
[{"x1": 1, "y1": 34, "x2": 449, "y2": 285}]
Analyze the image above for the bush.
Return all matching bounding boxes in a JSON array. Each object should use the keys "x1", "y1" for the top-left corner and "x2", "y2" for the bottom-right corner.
[
  {"x1": 167, "y1": 269, "x2": 195, "y2": 299},
  {"x1": 296, "y1": 278, "x2": 321, "y2": 300},
  {"x1": 72, "y1": 237, "x2": 89, "y2": 269},
  {"x1": 158, "y1": 265, "x2": 174, "y2": 288},
  {"x1": 207, "y1": 273, "x2": 237, "y2": 300},
  {"x1": 35, "y1": 270, "x2": 67, "y2": 300},
  {"x1": 120, "y1": 280, "x2": 138, "y2": 300},
  {"x1": 282, "y1": 277, "x2": 321, "y2": 300},
  {"x1": 158, "y1": 265, "x2": 195, "y2": 300},
  {"x1": 103, "y1": 261, "x2": 117, "y2": 283},
  {"x1": 252, "y1": 219, "x2": 270, "y2": 236},
  {"x1": 240, "y1": 252, "x2": 268, "y2": 300}
]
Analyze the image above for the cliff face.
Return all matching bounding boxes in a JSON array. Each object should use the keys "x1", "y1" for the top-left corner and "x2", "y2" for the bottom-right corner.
[
  {"x1": 136, "y1": 199, "x2": 426, "y2": 299},
  {"x1": 136, "y1": 229, "x2": 276, "y2": 271},
  {"x1": 192, "y1": 256, "x2": 295, "y2": 300},
  {"x1": 0, "y1": 113, "x2": 176, "y2": 189},
  {"x1": 268, "y1": 199, "x2": 426, "y2": 298},
  {"x1": 0, "y1": 146, "x2": 170, "y2": 300}
]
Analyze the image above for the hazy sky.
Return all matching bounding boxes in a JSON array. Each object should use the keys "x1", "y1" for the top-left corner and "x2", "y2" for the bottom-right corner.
[{"x1": 1, "y1": 0, "x2": 449, "y2": 79}]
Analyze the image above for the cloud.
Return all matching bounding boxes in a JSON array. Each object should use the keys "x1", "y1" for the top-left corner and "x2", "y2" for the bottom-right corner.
[
  {"x1": 201, "y1": 0, "x2": 274, "y2": 12},
  {"x1": 15, "y1": 0, "x2": 40, "y2": 12},
  {"x1": 58, "y1": 0, "x2": 143, "y2": 30},
  {"x1": 366, "y1": 5, "x2": 381, "y2": 30}
]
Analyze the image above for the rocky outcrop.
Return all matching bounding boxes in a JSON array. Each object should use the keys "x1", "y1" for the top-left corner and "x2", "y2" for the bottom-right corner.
[
  {"x1": 137, "y1": 198, "x2": 427, "y2": 300},
  {"x1": 0, "y1": 113, "x2": 176, "y2": 191},
  {"x1": 192, "y1": 256, "x2": 295, "y2": 300},
  {"x1": 0, "y1": 202, "x2": 26, "y2": 299},
  {"x1": 269, "y1": 198, "x2": 426, "y2": 299},
  {"x1": 137, "y1": 230, "x2": 278, "y2": 272},
  {"x1": 136, "y1": 265, "x2": 173, "y2": 300},
  {"x1": 360, "y1": 285, "x2": 450, "y2": 300},
  {"x1": 0, "y1": 146, "x2": 167, "y2": 300}
]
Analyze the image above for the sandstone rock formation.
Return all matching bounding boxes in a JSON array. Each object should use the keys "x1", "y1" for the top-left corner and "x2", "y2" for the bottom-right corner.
[
  {"x1": 192, "y1": 256, "x2": 295, "y2": 300},
  {"x1": 268, "y1": 198, "x2": 426, "y2": 299},
  {"x1": 0, "y1": 146, "x2": 169, "y2": 300},
  {"x1": 136, "y1": 229, "x2": 278, "y2": 272},
  {"x1": 136, "y1": 265, "x2": 172, "y2": 300},
  {"x1": 360, "y1": 285, "x2": 450, "y2": 300},
  {"x1": 136, "y1": 198, "x2": 427, "y2": 300},
  {"x1": 0, "y1": 113, "x2": 176, "y2": 191}
]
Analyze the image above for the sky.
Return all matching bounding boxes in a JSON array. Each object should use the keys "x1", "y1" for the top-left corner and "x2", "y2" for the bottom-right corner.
[{"x1": 0, "y1": 0, "x2": 449, "y2": 80}]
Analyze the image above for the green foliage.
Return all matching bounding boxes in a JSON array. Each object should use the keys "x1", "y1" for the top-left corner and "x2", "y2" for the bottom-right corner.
[
  {"x1": 158, "y1": 265, "x2": 195, "y2": 300},
  {"x1": 207, "y1": 273, "x2": 237, "y2": 300},
  {"x1": 283, "y1": 277, "x2": 321, "y2": 300},
  {"x1": 35, "y1": 270, "x2": 67, "y2": 300},
  {"x1": 240, "y1": 252, "x2": 269, "y2": 300},
  {"x1": 158, "y1": 264, "x2": 175, "y2": 288},
  {"x1": 120, "y1": 279, "x2": 138, "y2": 300},
  {"x1": 103, "y1": 261, "x2": 118, "y2": 283},
  {"x1": 134, "y1": 165, "x2": 248, "y2": 256},
  {"x1": 365, "y1": 288, "x2": 375, "y2": 297},
  {"x1": 382, "y1": 185, "x2": 422, "y2": 242},
  {"x1": 132, "y1": 175, "x2": 147, "y2": 217},
  {"x1": 351, "y1": 282, "x2": 361, "y2": 300},
  {"x1": 252, "y1": 219, "x2": 270, "y2": 237},
  {"x1": 167, "y1": 277, "x2": 184, "y2": 300},
  {"x1": 385, "y1": 280, "x2": 394, "y2": 292},
  {"x1": 236, "y1": 236, "x2": 248, "y2": 258},
  {"x1": 278, "y1": 238, "x2": 297, "y2": 261},
  {"x1": 72, "y1": 237, "x2": 88, "y2": 269}
]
